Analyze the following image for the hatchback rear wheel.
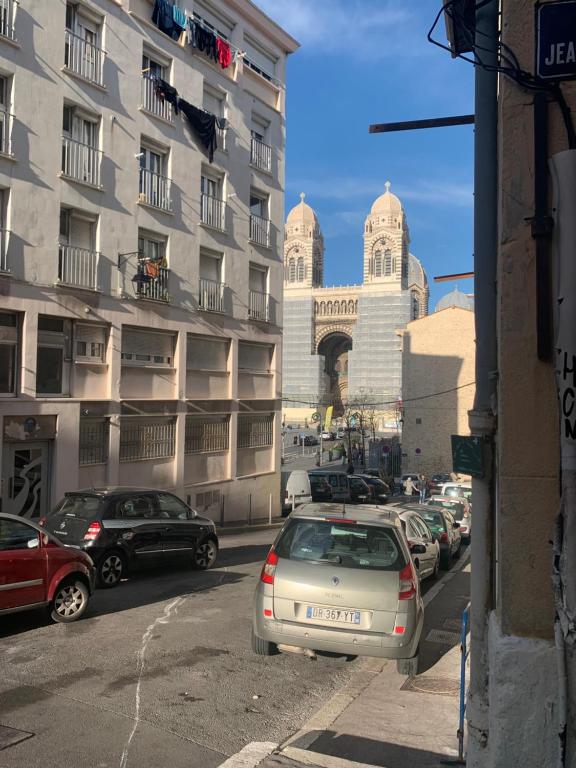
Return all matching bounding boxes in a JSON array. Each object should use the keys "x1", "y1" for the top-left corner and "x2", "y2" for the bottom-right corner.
[
  {"x1": 98, "y1": 552, "x2": 125, "y2": 588},
  {"x1": 51, "y1": 579, "x2": 89, "y2": 623},
  {"x1": 251, "y1": 628, "x2": 277, "y2": 656},
  {"x1": 192, "y1": 538, "x2": 218, "y2": 570}
]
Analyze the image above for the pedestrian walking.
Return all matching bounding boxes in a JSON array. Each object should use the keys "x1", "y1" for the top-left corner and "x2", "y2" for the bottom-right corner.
[
  {"x1": 419, "y1": 474, "x2": 427, "y2": 503},
  {"x1": 404, "y1": 476, "x2": 416, "y2": 496}
]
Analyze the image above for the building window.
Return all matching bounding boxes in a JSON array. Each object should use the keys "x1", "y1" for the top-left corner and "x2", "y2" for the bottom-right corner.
[
  {"x1": 238, "y1": 341, "x2": 272, "y2": 372},
  {"x1": 199, "y1": 251, "x2": 225, "y2": 312},
  {"x1": 249, "y1": 192, "x2": 270, "y2": 246},
  {"x1": 384, "y1": 250, "x2": 392, "y2": 276},
  {"x1": 373, "y1": 251, "x2": 382, "y2": 277},
  {"x1": 79, "y1": 418, "x2": 109, "y2": 465},
  {"x1": 238, "y1": 413, "x2": 274, "y2": 449},
  {"x1": 36, "y1": 316, "x2": 72, "y2": 395},
  {"x1": 62, "y1": 104, "x2": 101, "y2": 186},
  {"x1": 139, "y1": 142, "x2": 171, "y2": 211},
  {"x1": 135, "y1": 231, "x2": 169, "y2": 302},
  {"x1": 250, "y1": 115, "x2": 272, "y2": 171},
  {"x1": 64, "y1": 2, "x2": 104, "y2": 86},
  {"x1": 416, "y1": 417, "x2": 422, "y2": 425},
  {"x1": 0, "y1": 311, "x2": 18, "y2": 395},
  {"x1": 141, "y1": 51, "x2": 173, "y2": 121},
  {"x1": 187, "y1": 334, "x2": 229, "y2": 371},
  {"x1": 0, "y1": 0, "x2": 17, "y2": 41},
  {"x1": 243, "y1": 37, "x2": 278, "y2": 84},
  {"x1": 296, "y1": 257, "x2": 305, "y2": 282},
  {"x1": 412, "y1": 291, "x2": 420, "y2": 320},
  {"x1": 74, "y1": 323, "x2": 107, "y2": 363},
  {"x1": 119, "y1": 418, "x2": 176, "y2": 462},
  {"x1": 58, "y1": 207, "x2": 99, "y2": 291},
  {"x1": 203, "y1": 86, "x2": 226, "y2": 149},
  {"x1": 200, "y1": 172, "x2": 225, "y2": 230},
  {"x1": 121, "y1": 328, "x2": 175, "y2": 367},
  {"x1": 185, "y1": 415, "x2": 230, "y2": 454},
  {"x1": 248, "y1": 264, "x2": 269, "y2": 321},
  {"x1": 0, "y1": 74, "x2": 12, "y2": 156},
  {"x1": 287, "y1": 257, "x2": 295, "y2": 282}
]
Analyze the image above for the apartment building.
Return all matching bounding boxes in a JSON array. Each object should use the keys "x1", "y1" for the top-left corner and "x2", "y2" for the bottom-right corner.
[{"x1": 0, "y1": 0, "x2": 298, "y2": 523}]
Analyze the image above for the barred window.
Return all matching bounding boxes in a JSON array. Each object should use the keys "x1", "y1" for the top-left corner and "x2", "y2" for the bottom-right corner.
[
  {"x1": 79, "y1": 418, "x2": 109, "y2": 465},
  {"x1": 119, "y1": 417, "x2": 176, "y2": 462},
  {"x1": 238, "y1": 413, "x2": 274, "y2": 449},
  {"x1": 196, "y1": 489, "x2": 221, "y2": 508},
  {"x1": 185, "y1": 415, "x2": 229, "y2": 454}
]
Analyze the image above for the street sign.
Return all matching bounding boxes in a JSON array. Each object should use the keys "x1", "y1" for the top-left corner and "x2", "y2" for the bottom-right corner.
[
  {"x1": 451, "y1": 434, "x2": 484, "y2": 478},
  {"x1": 415, "y1": 448, "x2": 421, "y2": 455},
  {"x1": 536, "y1": 1, "x2": 576, "y2": 80}
]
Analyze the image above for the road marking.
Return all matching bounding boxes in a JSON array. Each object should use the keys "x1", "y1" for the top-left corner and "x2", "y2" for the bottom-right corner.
[{"x1": 216, "y1": 742, "x2": 278, "y2": 768}]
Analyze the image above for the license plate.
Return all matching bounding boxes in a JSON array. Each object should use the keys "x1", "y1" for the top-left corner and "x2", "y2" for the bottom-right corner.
[{"x1": 306, "y1": 607, "x2": 361, "y2": 624}]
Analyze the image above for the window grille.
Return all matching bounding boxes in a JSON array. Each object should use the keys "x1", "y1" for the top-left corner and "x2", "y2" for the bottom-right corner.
[
  {"x1": 79, "y1": 418, "x2": 109, "y2": 465},
  {"x1": 196, "y1": 489, "x2": 221, "y2": 508},
  {"x1": 119, "y1": 418, "x2": 176, "y2": 462},
  {"x1": 238, "y1": 413, "x2": 274, "y2": 449},
  {"x1": 185, "y1": 416, "x2": 229, "y2": 454}
]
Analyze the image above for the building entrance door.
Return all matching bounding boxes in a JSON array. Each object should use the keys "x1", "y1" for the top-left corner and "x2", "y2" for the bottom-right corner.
[{"x1": 2, "y1": 442, "x2": 51, "y2": 518}]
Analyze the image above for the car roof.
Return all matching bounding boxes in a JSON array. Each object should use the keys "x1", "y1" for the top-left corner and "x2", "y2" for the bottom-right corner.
[
  {"x1": 291, "y1": 502, "x2": 400, "y2": 528},
  {"x1": 64, "y1": 487, "x2": 172, "y2": 497}
]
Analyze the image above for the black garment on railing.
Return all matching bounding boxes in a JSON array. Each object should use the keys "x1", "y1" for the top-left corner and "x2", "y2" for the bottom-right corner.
[
  {"x1": 152, "y1": 0, "x2": 180, "y2": 41},
  {"x1": 154, "y1": 78, "x2": 179, "y2": 114},
  {"x1": 178, "y1": 98, "x2": 217, "y2": 162},
  {"x1": 188, "y1": 19, "x2": 219, "y2": 64}
]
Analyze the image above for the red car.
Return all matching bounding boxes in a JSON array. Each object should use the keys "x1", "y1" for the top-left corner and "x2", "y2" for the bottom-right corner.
[{"x1": 0, "y1": 513, "x2": 95, "y2": 623}]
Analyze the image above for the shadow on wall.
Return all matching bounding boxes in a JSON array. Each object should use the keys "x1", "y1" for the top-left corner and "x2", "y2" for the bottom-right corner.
[{"x1": 401, "y1": 332, "x2": 464, "y2": 475}]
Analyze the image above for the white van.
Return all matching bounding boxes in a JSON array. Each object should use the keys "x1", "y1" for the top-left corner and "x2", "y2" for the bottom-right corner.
[
  {"x1": 441, "y1": 481, "x2": 472, "y2": 504},
  {"x1": 284, "y1": 470, "x2": 312, "y2": 511}
]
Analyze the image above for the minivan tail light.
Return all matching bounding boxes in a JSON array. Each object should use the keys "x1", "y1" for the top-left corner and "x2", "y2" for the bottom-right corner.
[
  {"x1": 439, "y1": 532, "x2": 449, "y2": 544},
  {"x1": 399, "y1": 562, "x2": 417, "y2": 600},
  {"x1": 261, "y1": 549, "x2": 279, "y2": 584},
  {"x1": 84, "y1": 521, "x2": 102, "y2": 541}
]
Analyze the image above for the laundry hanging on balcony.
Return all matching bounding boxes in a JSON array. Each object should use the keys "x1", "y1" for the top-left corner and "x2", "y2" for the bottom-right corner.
[
  {"x1": 153, "y1": 77, "x2": 179, "y2": 114},
  {"x1": 216, "y1": 37, "x2": 232, "y2": 69},
  {"x1": 151, "y1": 0, "x2": 182, "y2": 41},
  {"x1": 178, "y1": 98, "x2": 218, "y2": 162}
]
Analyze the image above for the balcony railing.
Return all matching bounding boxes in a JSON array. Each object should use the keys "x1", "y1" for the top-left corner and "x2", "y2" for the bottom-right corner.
[
  {"x1": 250, "y1": 137, "x2": 272, "y2": 172},
  {"x1": 141, "y1": 76, "x2": 173, "y2": 122},
  {"x1": 64, "y1": 29, "x2": 105, "y2": 86},
  {"x1": 61, "y1": 136, "x2": 102, "y2": 187},
  {"x1": 139, "y1": 168, "x2": 172, "y2": 212},
  {"x1": 0, "y1": 0, "x2": 17, "y2": 41},
  {"x1": 58, "y1": 244, "x2": 100, "y2": 291},
  {"x1": 216, "y1": 124, "x2": 227, "y2": 152},
  {"x1": 0, "y1": 228, "x2": 10, "y2": 272},
  {"x1": 0, "y1": 109, "x2": 12, "y2": 155},
  {"x1": 249, "y1": 289, "x2": 270, "y2": 322},
  {"x1": 200, "y1": 193, "x2": 225, "y2": 230},
  {"x1": 249, "y1": 213, "x2": 270, "y2": 247},
  {"x1": 133, "y1": 255, "x2": 170, "y2": 302},
  {"x1": 199, "y1": 278, "x2": 225, "y2": 313}
]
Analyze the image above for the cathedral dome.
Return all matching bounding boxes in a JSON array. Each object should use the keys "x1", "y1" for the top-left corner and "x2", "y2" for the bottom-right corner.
[
  {"x1": 435, "y1": 287, "x2": 474, "y2": 312},
  {"x1": 408, "y1": 254, "x2": 428, "y2": 290},
  {"x1": 370, "y1": 181, "x2": 403, "y2": 216},
  {"x1": 287, "y1": 192, "x2": 318, "y2": 225}
]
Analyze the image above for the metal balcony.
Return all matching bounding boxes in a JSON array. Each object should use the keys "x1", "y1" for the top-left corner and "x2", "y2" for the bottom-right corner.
[
  {"x1": 250, "y1": 137, "x2": 272, "y2": 172},
  {"x1": 248, "y1": 289, "x2": 270, "y2": 322},
  {"x1": 58, "y1": 244, "x2": 100, "y2": 291},
  {"x1": 0, "y1": 0, "x2": 17, "y2": 41},
  {"x1": 141, "y1": 75, "x2": 173, "y2": 122},
  {"x1": 64, "y1": 29, "x2": 105, "y2": 86},
  {"x1": 139, "y1": 168, "x2": 172, "y2": 212},
  {"x1": 200, "y1": 193, "x2": 225, "y2": 231},
  {"x1": 133, "y1": 254, "x2": 170, "y2": 302},
  {"x1": 199, "y1": 278, "x2": 225, "y2": 313},
  {"x1": 61, "y1": 136, "x2": 102, "y2": 187},
  {"x1": 249, "y1": 213, "x2": 271, "y2": 247}
]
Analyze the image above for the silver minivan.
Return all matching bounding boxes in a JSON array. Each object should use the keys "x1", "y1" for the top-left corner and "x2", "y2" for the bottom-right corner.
[{"x1": 252, "y1": 504, "x2": 423, "y2": 671}]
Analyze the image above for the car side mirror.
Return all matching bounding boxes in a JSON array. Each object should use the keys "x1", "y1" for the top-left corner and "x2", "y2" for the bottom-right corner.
[
  {"x1": 411, "y1": 544, "x2": 427, "y2": 555},
  {"x1": 453, "y1": 522, "x2": 460, "y2": 529}
]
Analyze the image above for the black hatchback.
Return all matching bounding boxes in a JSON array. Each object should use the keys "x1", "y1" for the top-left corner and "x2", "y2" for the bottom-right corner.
[{"x1": 41, "y1": 487, "x2": 219, "y2": 588}]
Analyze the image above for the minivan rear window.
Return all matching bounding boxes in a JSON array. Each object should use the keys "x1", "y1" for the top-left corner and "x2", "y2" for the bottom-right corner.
[
  {"x1": 276, "y1": 519, "x2": 407, "y2": 571},
  {"x1": 51, "y1": 495, "x2": 105, "y2": 520}
]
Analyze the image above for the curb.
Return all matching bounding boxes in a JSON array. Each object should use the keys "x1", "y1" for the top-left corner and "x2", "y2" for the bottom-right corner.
[{"x1": 217, "y1": 522, "x2": 284, "y2": 537}]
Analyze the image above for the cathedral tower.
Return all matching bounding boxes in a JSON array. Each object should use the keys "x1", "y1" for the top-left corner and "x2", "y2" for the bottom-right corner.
[
  {"x1": 284, "y1": 193, "x2": 324, "y2": 289},
  {"x1": 363, "y1": 181, "x2": 409, "y2": 288}
]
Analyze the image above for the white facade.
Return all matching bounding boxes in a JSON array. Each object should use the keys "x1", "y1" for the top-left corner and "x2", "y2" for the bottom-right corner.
[{"x1": 0, "y1": 0, "x2": 298, "y2": 522}]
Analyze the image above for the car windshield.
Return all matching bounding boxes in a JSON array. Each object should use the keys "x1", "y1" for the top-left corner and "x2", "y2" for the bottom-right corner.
[
  {"x1": 51, "y1": 495, "x2": 106, "y2": 520},
  {"x1": 419, "y1": 510, "x2": 446, "y2": 533},
  {"x1": 276, "y1": 519, "x2": 407, "y2": 572}
]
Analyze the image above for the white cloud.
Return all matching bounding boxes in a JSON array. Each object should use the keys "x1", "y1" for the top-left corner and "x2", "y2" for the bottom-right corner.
[{"x1": 257, "y1": 0, "x2": 415, "y2": 59}]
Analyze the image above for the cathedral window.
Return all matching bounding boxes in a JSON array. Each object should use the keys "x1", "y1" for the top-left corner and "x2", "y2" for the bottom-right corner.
[
  {"x1": 373, "y1": 251, "x2": 382, "y2": 277},
  {"x1": 412, "y1": 291, "x2": 419, "y2": 320},
  {"x1": 320, "y1": 301, "x2": 326, "y2": 314},
  {"x1": 296, "y1": 257, "x2": 305, "y2": 282},
  {"x1": 384, "y1": 250, "x2": 392, "y2": 276},
  {"x1": 288, "y1": 257, "x2": 296, "y2": 282}
]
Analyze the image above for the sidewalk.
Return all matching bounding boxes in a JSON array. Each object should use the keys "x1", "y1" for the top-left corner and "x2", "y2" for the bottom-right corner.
[{"x1": 253, "y1": 554, "x2": 471, "y2": 768}]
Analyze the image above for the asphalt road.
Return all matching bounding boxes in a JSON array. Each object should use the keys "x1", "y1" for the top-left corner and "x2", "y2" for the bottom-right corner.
[{"x1": 0, "y1": 530, "x2": 359, "y2": 768}]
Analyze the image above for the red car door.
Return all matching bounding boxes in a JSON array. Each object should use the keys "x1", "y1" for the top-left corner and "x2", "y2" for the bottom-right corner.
[{"x1": 0, "y1": 517, "x2": 46, "y2": 610}]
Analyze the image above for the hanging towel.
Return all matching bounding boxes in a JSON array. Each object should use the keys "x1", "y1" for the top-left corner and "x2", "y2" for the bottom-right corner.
[
  {"x1": 152, "y1": 0, "x2": 179, "y2": 39},
  {"x1": 178, "y1": 98, "x2": 218, "y2": 162},
  {"x1": 154, "y1": 78, "x2": 179, "y2": 114},
  {"x1": 173, "y1": 5, "x2": 186, "y2": 30},
  {"x1": 216, "y1": 37, "x2": 232, "y2": 69}
]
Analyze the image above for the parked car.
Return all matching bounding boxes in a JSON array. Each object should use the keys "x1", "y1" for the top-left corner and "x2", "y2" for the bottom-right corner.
[
  {"x1": 299, "y1": 434, "x2": 319, "y2": 446},
  {"x1": 348, "y1": 476, "x2": 372, "y2": 503},
  {"x1": 0, "y1": 513, "x2": 95, "y2": 623},
  {"x1": 417, "y1": 506, "x2": 462, "y2": 569},
  {"x1": 394, "y1": 507, "x2": 440, "y2": 580},
  {"x1": 355, "y1": 475, "x2": 390, "y2": 504},
  {"x1": 321, "y1": 431, "x2": 336, "y2": 441},
  {"x1": 41, "y1": 488, "x2": 219, "y2": 588},
  {"x1": 429, "y1": 474, "x2": 453, "y2": 495},
  {"x1": 252, "y1": 503, "x2": 423, "y2": 673},
  {"x1": 308, "y1": 470, "x2": 370, "y2": 504},
  {"x1": 427, "y1": 496, "x2": 471, "y2": 542},
  {"x1": 441, "y1": 482, "x2": 472, "y2": 506},
  {"x1": 361, "y1": 468, "x2": 383, "y2": 479}
]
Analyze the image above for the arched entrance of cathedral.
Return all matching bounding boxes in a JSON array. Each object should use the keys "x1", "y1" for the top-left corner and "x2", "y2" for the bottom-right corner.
[{"x1": 317, "y1": 331, "x2": 352, "y2": 416}]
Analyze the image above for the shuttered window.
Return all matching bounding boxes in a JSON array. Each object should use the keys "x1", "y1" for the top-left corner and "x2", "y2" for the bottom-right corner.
[
  {"x1": 185, "y1": 415, "x2": 230, "y2": 454},
  {"x1": 121, "y1": 328, "x2": 175, "y2": 366},
  {"x1": 244, "y1": 37, "x2": 277, "y2": 81},
  {"x1": 187, "y1": 335, "x2": 229, "y2": 371},
  {"x1": 75, "y1": 323, "x2": 106, "y2": 363},
  {"x1": 238, "y1": 413, "x2": 274, "y2": 449},
  {"x1": 238, "y1": 342, "x2": 272, "y2": 372},
  {"x1": 119, "y1": 417, "x2": 176, "y2": 462}
]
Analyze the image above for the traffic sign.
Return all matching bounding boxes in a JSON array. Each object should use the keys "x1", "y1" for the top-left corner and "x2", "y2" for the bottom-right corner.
[
  {"x1": 536, "y1": 1, "x2": 576, "y2": 80},
  {"x1": 451, "y1": 434, "x2": 484, "y2": 478}
]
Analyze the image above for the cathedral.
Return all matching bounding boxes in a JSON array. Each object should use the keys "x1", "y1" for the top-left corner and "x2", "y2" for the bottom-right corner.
[{"x1": 282, "y1": 182, "x2": 429, "y2": 425}]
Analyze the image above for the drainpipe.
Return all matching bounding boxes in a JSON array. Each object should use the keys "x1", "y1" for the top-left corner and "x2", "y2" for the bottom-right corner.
[{"x1": 466, "y1": 0, "x2": 499, "y2": 762}]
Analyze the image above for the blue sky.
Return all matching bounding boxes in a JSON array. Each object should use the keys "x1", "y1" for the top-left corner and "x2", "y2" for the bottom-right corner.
[{"x1": 257, "y1": 0, "x2": 475, "y2": 308}]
